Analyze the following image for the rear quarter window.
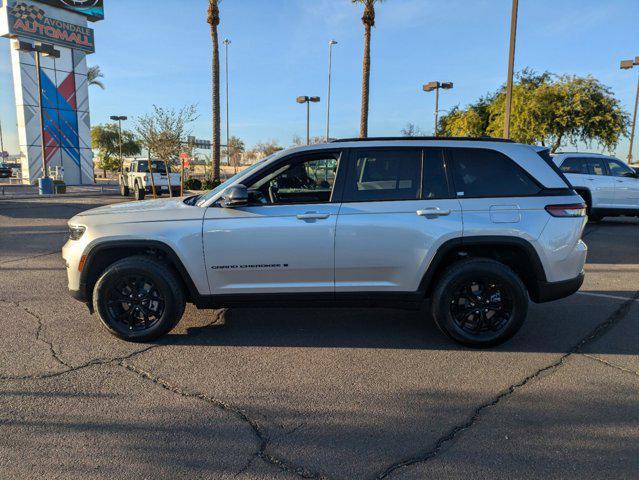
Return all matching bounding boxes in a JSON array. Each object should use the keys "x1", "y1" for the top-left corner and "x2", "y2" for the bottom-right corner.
[{"x1": 450, "y1": 148, "x2": 540, "y2": 198}]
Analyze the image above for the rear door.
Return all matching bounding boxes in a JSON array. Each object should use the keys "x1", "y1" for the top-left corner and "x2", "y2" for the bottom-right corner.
[
  {"x1": 334, "y1": 147, "x2": 462, "y2": 293},
  {"x1": 605, "y1": 158, "x2": 639, "y2": 209}
]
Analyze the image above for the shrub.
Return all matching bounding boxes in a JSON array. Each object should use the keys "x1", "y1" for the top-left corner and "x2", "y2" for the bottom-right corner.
[
  {"x1": 201, "y1": 179, "x2": 221, "y2": 190},
  {"x1": 184, "y1": 178, "x2": 202, "y2": 190},
  {"x1": 53, "y1": 180, "x2": 66, "y2": 194}
]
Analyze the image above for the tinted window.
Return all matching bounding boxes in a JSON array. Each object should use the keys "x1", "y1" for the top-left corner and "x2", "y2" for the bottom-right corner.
[
  {"x1": 137, "y1": 161, "x2": 167, "y2": 174},
  {"x1": 606, "y1": 159, "x2": 635, "y2": 178},
  {"x1": 343, "y1": 149, "x2": 421, "y2": 202},
  {"x1": 423, "y1": 149, "x2": 450, "y2": 199},
  {"x1": 560, "y1": 157, "x2": 588, "y2": 174},
  {"x1": 450, "y1": 148, "x2": 540, "y2": 197},
  {"x1": 586, "y1": 158, "x2": 607, "y2": 176},
  {"x1": 247, "y1": 155, "x2": 338, "y2": 205}
]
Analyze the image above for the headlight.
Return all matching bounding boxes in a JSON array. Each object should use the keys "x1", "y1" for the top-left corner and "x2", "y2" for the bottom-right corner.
[{"x1": 68, "y1": 225, "x2": 86, "y2": 241}]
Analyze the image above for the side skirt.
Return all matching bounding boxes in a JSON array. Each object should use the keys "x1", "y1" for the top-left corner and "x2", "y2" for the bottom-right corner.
[{"x1": 192, "y1": 292, "x2": 425, "y2": 310}]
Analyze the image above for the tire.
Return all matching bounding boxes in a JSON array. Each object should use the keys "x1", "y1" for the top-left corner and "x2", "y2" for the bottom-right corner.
[
  {"x1": 119, "y1": 182, "x2": 130, "y2": 197},
  {"x1": 93, "y1": 255, "x2": 186, "y2": 342},
  {"x1": 134, "y1": 182, "x2": 145, "y2": 201},
  {"x1": 172, "y1": 188, "x2": 182, "y2": 197},
  {"x1": 431, "y1": 258, "x2": 528, "y2": 348},
  {"x1": 577, "y1": 189, "x2": 602, "y2": 222}
]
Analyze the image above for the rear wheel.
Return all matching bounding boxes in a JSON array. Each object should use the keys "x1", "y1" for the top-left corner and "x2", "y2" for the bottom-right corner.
[
  {"x1": 93, "y1": 256, "x2": 186, "y2": 342},
  {"x1": 431, "y1": 258, "x2": 528, "y2": 348},
  {"x1": 577, "y1": 189, "x2": 601, "y2": 222}
]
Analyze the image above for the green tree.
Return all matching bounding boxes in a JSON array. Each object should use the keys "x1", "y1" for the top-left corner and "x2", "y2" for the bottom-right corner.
[
  {"x1": 353, "y1": 0, "x2": 383, "y2": 138},
  {"x1": 91, "y1": 124, "x2": 140, "y2": 177},
  {"x1": 87, "y1": 65, "x2": 105, "y2": 89},
  {"x1": 207, "y1": 0, "x2": 222, "y2": 181},
  {"x1": 439, "y1": 70, "x2": 629, "y2": 152}
]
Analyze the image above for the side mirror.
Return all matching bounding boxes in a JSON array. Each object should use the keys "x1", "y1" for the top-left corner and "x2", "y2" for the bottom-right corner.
[{"x1": 221, "y1": 184, "x2": 248, "y2": 207}]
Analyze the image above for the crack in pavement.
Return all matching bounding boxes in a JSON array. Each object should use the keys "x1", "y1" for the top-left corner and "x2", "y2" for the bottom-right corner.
[
  {"x1": 373, "y1": 290, "x2": 639, "y2": 479},
  {"x1": 581, "y1": 353, "x2": 639, "y2": 377},
  {"x1": 119, "y1": 360, "x2": 332, "y2": 480},
  {"x1": 0, "y1": 251, "x2": 60, "y2": 266},
  {"x1": 0, "y1": 298, "x2": 73, "y2": 371}
]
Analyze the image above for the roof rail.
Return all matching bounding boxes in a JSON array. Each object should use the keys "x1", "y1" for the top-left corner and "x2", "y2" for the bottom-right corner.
[{"x1": 330, "y1": 136, "x2": 514, "y2": 143}]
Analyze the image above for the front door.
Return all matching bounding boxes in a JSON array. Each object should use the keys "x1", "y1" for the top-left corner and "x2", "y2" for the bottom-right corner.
[
  {"x1": 202, "y1": 151, "x2": 343, "y2": 295},
  {"x1": 334, "y1": 147, "x2": 462, "y2": 292},
  {"x1": 605, "y1": 157, "x2": 639, "y2": 209}
]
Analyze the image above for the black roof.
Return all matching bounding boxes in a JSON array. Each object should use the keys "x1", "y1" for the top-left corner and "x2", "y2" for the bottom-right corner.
[{"x1": 330, "y1": 136, "x2": 514, "y2": 143}]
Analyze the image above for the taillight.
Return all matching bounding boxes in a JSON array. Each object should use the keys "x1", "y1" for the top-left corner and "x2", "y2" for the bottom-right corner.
[{"x1": 545, "y1": 203, "x2": 587, "y2": 217}]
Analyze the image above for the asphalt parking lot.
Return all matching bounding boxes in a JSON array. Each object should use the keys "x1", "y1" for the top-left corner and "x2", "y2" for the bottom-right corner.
[{"x1": 0, "y1": 195, "x2": 637, "y2": 479}]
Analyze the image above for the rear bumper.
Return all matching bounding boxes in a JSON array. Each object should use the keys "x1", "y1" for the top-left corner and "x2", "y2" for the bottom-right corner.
[{"x1": 533, "y1": 271, "x2": 585, "y2": 303}]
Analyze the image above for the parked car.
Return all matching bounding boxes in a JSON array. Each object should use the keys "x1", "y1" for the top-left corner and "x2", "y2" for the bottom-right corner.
[
  {"x1": 553, "y1": 152, "x2": 639, "y2": 221},
  {"x1": 118, "y1": 159, "x2": 181, "y2": 200},
  {"x1": 63, "y1": 137, "x2": 587, "y2": 347},
  {"x1": 0, "y1": 162, "x2": 12, "y2": 178}
]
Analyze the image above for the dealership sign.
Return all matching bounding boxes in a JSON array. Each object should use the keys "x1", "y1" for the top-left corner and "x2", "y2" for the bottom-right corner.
[
  {"x1": 36, "y1": 0, "x2": 104, "y2": 22},
  {"x1": 6, "y1": 2, "x2": 95, "y2": 52}
]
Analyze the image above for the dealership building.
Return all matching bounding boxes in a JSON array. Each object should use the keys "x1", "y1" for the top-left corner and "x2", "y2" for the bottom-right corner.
[{"x1": 0, "y1": 0, "x2": 103, "y2": 185}]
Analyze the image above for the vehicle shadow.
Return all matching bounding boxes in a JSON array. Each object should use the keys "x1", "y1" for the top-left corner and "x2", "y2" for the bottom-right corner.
[{"x1": 156, "y1": 288, "x2": 638, "y2": 354}]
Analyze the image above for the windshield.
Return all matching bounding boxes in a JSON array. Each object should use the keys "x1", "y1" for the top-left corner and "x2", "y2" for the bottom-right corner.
[
  {"x1": 136, "y1": 160, "x2": 168, "y2": 174},
  {"x1": 195, "y1": 158, "x2": 270, "y2": 206}
]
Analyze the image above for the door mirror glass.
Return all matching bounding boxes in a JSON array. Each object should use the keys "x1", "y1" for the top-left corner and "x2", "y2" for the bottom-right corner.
[{"x1": 221, "y1": 184, "x2": 249, "y2": 207}]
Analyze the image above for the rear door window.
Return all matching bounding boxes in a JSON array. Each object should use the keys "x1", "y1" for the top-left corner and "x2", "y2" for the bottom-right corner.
[
  {"x1": 560, "y1": 157, "x2": 588, "y2": 174},
  {"x1": 343, "y1": 149, "x2": 422, "y2": 202},
  {"x1": 449, "y1": 148, "x2": 540, "y2": 198}
]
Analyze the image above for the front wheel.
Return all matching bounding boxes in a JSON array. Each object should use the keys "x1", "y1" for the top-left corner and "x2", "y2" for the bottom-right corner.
[
  {"x1": 431, "y1": 258, "x2": 528, "y2": 348},
  {"x1": 134, "y1": 182, "x2": 145, "y2": 201},
  {"x1": 93, "y1": 256, "x2": 186, "y2": 342}
]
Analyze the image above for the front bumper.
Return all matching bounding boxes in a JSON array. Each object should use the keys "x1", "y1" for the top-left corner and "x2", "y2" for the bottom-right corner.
[{"x1": 533, "y1": 271, "x2": 585, "y2": 303}]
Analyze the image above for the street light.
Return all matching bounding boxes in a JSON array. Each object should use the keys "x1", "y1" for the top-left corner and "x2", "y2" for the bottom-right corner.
[
  {"x1": 621, "y1": 56, "x2": 639, "y2": 164},
  {"x1": 110, "y1": 115, "x2": 127, "y2": 173},
  {"x1": 422, "y1": 81, "x2": 453, "y2": 137},
  {"x1": 13, "y1": 40, "x2": 59, "y2": 193},
  {"x1": 223, "y1": 38, "x2": 231, "y2": 165},
  {"x1": 326, "y1": 39, "x2": 338, "y2": 142},
  {"x1": 296, "y1": 96, "x2": 320, "y2": 145},
  {"x1": 504, "y1": 0, "x2": 519, "y2": 139}
]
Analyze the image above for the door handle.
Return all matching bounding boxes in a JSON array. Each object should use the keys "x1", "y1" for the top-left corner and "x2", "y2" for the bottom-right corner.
[
  {"x1": 417, "y1": 208, "x2": 451, "y2": 217},
  {"x1": 296, "y1": 212, "x2": 330, "y2": 220},
  {"x1": 586, "y1": 178, "x2": 595, "y2": 181},
  {"x1": 615, "y1": 180, "x2": 624, "y2": 183}
]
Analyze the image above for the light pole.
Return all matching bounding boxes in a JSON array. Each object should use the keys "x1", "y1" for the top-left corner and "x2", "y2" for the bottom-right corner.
[
  {"x1": 422, "y1": 82, "x2": 453, "y2": 137},
  {"x1": 0, "y1": 116, "x2": 5, "y2": 157},
  {"x1": 621, "y1": 57, "x2": 639, "y2": 164},
  {"x1": 296, "y1": 96, "x2": 320, "y2": 145},
  {"x1": 503, "y1": 0, "x2": 519, "y2": 139},
  {"x1": 326, "y1": 39, "x2": 338, "y2": 142},
  {"x1": 110, "y1": 115, "x2": 127, "y2": 173},
  {"x1": 223, "y1": 38, "x2": 231, "y2": 165},
  {"x1": 13, "y1": 41, "x2": 59, "y2": 193}
]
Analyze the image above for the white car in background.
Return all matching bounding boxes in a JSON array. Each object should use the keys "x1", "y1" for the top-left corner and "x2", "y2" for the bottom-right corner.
[{"x1": 553, "y1": 152, "x2": 639, "y2": 221}]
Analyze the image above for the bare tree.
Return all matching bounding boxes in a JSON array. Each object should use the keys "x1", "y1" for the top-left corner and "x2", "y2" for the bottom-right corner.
[
  {"x1": 401, "y1": 122, "x2": 424, "y2": 137},
  {"x1": 135, "y1": 105, "x2": 199, "y2": 167}
]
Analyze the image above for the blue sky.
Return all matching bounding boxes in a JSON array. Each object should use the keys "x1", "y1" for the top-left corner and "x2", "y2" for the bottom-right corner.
[{"x1": 1, "y1": 0, "x2": 638, "y2": 157}]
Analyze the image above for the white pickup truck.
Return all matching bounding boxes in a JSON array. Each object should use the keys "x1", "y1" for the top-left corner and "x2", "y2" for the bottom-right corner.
[{"x1": 119, "y1": 159, "x2": 181, "y2": 200}]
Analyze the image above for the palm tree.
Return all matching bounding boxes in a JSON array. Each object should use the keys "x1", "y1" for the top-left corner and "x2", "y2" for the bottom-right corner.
[
  {"x1": 352, "y1": 0, "x2": 382, "y2": 138},
  {"x1": 207, "y1": 0, "x2": 221, "y2": 182},
  {"x1": 87, "y1": 65, "x2": 105, "y2": 89}
]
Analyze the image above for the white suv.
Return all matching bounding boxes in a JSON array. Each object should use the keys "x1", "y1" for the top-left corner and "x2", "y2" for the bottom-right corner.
[
  {"x1": 553, "y1": 152, "x2": 639, "y2": 221},
  {"x1": 63, "y1": 138, "x2": 587, "y2": 347}
]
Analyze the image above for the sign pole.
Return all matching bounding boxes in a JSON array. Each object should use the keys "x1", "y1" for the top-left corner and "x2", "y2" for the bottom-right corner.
[{"x1": 34, "y1": 51, "x2": 48, "y2": 179}]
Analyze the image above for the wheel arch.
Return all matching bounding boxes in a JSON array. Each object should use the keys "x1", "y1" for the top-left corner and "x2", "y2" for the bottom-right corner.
[
  {"x1": 79, "y1": 240, "x2": 200, "y2": 309},
  {"x1": 419, "y1": 236, "x2": 547, "y2": 302}
]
